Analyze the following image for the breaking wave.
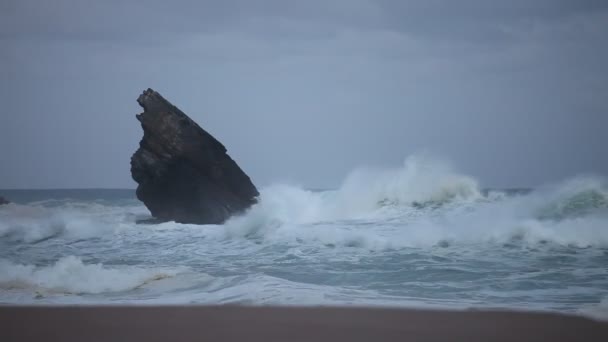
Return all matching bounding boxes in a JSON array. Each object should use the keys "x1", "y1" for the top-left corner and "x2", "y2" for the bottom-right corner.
[
  {"x1": 581, "y1": 297, "x2": 608, "y2": 321},
  {"x1": 0, "y1": 256, "x2": 184, "y2": 294},
  {"x1": 0, "y1": 201, "x2": 147, "y2": 243},
  {"x1": 225, "y1": 155, "x2": 608, "y2": 248},
  {"x1": 225, "y1": 155, "x2": 481, "y2": 233},
  {"x1": 1, "y1": 154, "x2": 607, "y2": 249},
  {"x1": 1, "y1": 154, "x2": 607, "y2": 312},
  {"x1": 534, "y1": 177, "x2": 608, "y2": 221}
]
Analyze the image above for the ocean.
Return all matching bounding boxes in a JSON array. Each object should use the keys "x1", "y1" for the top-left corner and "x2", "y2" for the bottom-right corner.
[{"x1": 1, "y1": 156, "x2": 607, "y2": 319}]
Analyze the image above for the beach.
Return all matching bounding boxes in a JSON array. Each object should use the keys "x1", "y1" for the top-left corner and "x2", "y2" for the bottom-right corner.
[{"x1": 2, "y1": 306, "x2": 607, "y2": 342}]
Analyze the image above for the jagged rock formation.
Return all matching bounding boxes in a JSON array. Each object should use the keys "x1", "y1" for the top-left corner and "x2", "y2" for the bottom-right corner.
[
  {"x1": 0, "y1": 196, "x2": 9, "y2": 205},
  {"x1": 130, "y1": 89, "x2": 259, "y2": 224}
]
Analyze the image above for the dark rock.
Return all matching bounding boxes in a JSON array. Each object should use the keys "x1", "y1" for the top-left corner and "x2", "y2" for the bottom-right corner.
[
  {"x1": 0, "y1": 196, "x2": 9, "y2": 205},
  {"x1": 130, "y1": 89, "x2": 259, "y2": 224}
]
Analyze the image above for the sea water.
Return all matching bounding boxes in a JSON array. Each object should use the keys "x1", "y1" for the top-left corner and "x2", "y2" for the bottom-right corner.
[{"x1": 1, "y1": 156, "x2": 607, "y2": 319}]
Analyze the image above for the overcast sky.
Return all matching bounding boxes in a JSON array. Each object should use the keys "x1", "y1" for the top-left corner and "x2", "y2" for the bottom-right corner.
[{"x1": 1, "y1": 0, "x2": 607, "y2": 189}]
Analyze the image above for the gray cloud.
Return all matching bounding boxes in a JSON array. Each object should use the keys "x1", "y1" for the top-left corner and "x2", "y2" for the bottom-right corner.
[
  {"x1": 1, "y1": 0, "x2": 607, "y2": 189},
  {"x1": 3, "y1": 1, "x2": 606, "y2": 42}
]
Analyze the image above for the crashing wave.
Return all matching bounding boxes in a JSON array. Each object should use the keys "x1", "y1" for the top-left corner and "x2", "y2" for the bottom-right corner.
[
  {"x1": 2, "y1": 154, "x2": 607, "y2": 250},
  {"x1": 0, "y1": 201, "x2": 147, "y2": 243},
  {"x1": 336, "y1": 154, "x2": 482, "y2": 211},
  {"x1": 534, "y1": 177, "x2": 608, "y2": 221},
  {"x1": 223, "y1": 159, "x2": 608, "y2": 248},
  {"x1": 225, "y1": 154, "x2": 482, "y2": 236},
  {"x1": 0, "y1": 256, "x2": 184, "y2": 294}
]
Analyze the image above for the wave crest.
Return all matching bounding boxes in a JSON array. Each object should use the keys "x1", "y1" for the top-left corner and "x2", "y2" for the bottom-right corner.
[
  {"x1": 225, "y1": 157, "x2": 608, "y2": 248},
  {"x1": 535, "y1": 177, "x2": 608, "y2": 221},
  {"x1": 338, "y1": 155, "x2": 481, "y2": 211},
  {"x1": 0, "y1": 202, "x2": 147, "y2": 243},
  {"x1": 0, "y1": 256, "x2": 183, "y2": 294},
  {"x1": 226, "y1": 155, "x2": 481, "y2": 237}
]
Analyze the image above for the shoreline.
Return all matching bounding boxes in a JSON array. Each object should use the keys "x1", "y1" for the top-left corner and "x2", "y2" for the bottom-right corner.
[{"x1": 1, "y1": 306, "x2": 607, "y2": 341}]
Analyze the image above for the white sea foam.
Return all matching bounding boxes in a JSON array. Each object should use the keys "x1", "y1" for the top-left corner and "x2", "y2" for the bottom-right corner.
[
  {"x1": 0, "y1": 201, "x2": 146, "y2": 243},
  {"x1": 0, "y1": 156, "x2": 607, "y2": 312},
  {"x1": 582, "y1": 298, "x2": 608, "y2": 321},
  {"x1": 1, "y1": 155, "x2": 606, "y2": 250},
  {"x1": 0, "y1": 256, "x2": 184, "y2": 294},
  {"x1": 225, "y1": 155, "x2": 608, "y2": 248},
  {"x1": 225, "y1": 155, "x2": 482, "y2": 237}
]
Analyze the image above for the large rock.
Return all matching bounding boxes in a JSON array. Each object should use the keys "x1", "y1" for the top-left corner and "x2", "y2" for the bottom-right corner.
[
  {"x1": 130, "y1": 89, "x2": 259, "y2": 224},
  {"x1": 0, "y1": 196, "x2": 9, "y2": 205}
]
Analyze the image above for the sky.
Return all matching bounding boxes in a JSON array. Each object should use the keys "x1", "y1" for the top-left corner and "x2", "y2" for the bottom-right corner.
[{"x1": 1, "y1": 0, "x2": 607, "y2": 189}]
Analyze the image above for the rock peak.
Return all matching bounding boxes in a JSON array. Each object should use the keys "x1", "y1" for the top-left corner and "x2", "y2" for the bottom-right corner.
[{"x1": 130, "y1": 89, "x2": 259, "y2": 224}]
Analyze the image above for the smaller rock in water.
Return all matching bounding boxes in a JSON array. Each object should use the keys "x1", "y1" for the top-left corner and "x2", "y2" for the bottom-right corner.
[{"x1": 0, "y1": 196, "x2": 9, "y2": 205}]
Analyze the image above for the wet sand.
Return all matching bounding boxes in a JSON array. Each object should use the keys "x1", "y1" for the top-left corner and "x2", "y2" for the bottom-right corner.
[{"x1": 1, "y1": 306, "x2": 607, "y2": 341}]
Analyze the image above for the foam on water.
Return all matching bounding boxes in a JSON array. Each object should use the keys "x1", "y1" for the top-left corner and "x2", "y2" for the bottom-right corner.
[
  {"x1": 2, "y1": 155, "x2": 606, "y2": 249},
  {"x1": 0, "y1": 200, "x2": 147, "y2": 243},
  {"x1": 225, "y1": 155, "x2": 608, "y2": 249},
  {"x1": 581, "y1": 297, "x2": 608, "y2": 321},
  {"x1": 1, "y1": 154, "x2": 607, "y2": 316},
  {"x1": 0, "y1": 256, "x2": 184, "y2": 294}
]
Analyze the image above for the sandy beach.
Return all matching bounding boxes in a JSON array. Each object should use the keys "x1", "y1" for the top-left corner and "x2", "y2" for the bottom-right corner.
[{"x1": 1, "y1": 306, "x2": 607, "y2": 342}]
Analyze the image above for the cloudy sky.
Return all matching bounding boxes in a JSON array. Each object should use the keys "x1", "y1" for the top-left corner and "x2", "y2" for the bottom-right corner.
[{"x1": 1, "y1": 0, "x2": 607, "y2": 189}]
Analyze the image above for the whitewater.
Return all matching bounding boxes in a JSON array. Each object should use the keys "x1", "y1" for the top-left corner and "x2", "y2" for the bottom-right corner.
[{"x1": 1, "y1": 156, "x2": 607, "y2": 319}]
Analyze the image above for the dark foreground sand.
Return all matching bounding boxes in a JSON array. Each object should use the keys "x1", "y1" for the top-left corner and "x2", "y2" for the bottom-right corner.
[{"x1": 1, "y1": 306, "x2": 607, "y2": 342}]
